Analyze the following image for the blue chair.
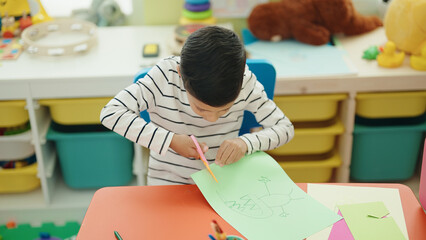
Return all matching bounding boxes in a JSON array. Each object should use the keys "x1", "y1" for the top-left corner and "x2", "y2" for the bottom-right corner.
[{"x1": 133, "y1": 59, "x2": 276, "y2": 135}]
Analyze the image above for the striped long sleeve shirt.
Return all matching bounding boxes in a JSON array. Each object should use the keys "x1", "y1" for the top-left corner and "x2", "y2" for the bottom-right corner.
[{"x1": 100, "y1": 56, "x2": 294, "y2": 185}]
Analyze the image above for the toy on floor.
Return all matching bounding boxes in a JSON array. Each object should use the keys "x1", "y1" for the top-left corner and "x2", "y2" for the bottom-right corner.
[
  {"x1": 179, "y1": 0, "x2": 216, "y2": 25},
  {"x1": 384, "y1": 0, "x2": 426, "y2": 55},
  {"x1": 247, "y1": 0, "x2": 383, "y2": 45},
  {"x1": 410, "y1": 45, "x2": 426, "y2": 71},
  {"x1": 377, "y1": 41, "x2": 405, "y2": 68},
  {"x1": 35, "y1": 232, "x2": 62, "y2": 240}
]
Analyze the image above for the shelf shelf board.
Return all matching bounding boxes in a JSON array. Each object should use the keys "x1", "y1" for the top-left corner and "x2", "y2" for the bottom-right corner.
[
  {"x1": 0, "y1": 188, "x2": 45, "y2": 211},
  {"x1": 0, "y1": 130, "x2": 32, "y2": 143}
]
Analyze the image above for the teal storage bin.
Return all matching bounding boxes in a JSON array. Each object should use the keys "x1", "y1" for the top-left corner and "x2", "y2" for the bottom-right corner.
[
  {"x1": 351, "y1": 121, "x2": 426, "y2": 182},
  {"x1": 47, "y1": 127, "x2": 133, "y2": 188}
]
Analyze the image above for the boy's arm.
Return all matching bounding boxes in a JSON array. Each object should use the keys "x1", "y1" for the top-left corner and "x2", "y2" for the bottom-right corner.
[
  {"x1": 239, "y1": 79, "x2": 295, "y2": 155},
  {"x1": 100, "y1": 74, "x2": 174, "y2": 156}
]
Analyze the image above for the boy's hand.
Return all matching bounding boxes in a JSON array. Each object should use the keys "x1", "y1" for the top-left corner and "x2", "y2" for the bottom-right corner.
[
  {"x1": 216, "y1": 138, "x2": 248, "y2": 167},
  {"x1": 170, "y1": 134, "x2": 208, "y2": 159}
]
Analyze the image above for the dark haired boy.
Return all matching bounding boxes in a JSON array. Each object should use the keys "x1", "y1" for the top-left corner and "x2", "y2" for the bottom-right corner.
[{"x1": 100, "y1": 26, "x2": 294, "y2": 185}]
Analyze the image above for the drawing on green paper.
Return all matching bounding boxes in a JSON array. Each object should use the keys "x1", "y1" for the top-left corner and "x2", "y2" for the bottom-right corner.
[{"x1": 218, "y1": 176, "x2": 304, "y2": 219}]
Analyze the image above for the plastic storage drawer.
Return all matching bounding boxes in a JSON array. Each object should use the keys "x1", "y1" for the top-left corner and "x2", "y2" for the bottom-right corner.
[
  {"x1": 0, "y1": 162, "x2": 40, "y2": 193},
  {"x1": 0, "y1": 100, "x2": 29, "y2": 128},
  {"x1": 351, "y1": 121, "x2": 426, "y2": 182},
  {"x1": 267, "y1": 119, "x2": 344, "y2": 155},
  {"x1": 276, "y1": 151, "x2": 341, "y2": 182},
  {"x1": 356, "y1": 91, "x2": 426, "y2": 119},
  {"x1": 0, "y1": 129, "x2": 34, "y2": 161},
  {"x1": 274, "y1": 94, "x2": 346, "y2": 122},
  {"x1": 47, "y1": 127, "x2": 133, "y2": 189},
  {"x1": 39, "y1": 98, "x2": 111, "y2": 125}
]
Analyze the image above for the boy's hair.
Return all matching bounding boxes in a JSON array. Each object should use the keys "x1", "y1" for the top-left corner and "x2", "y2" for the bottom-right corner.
[{"x1": 180, "y1": 26, "x2": 246, "y2": 107}]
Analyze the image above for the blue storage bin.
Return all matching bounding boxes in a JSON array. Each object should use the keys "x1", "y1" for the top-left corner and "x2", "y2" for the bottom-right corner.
[
  {"x1": 47, "y1": 127, "x2": 133, "y2": 189},
  {"x1": 351, "y1": 120, "x2": 426, "y2": 182}
]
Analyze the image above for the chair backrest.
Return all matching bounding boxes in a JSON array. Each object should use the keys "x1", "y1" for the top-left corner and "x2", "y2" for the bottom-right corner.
[
  {"x1": 239, "y1": 59, "x2": 276, "y2": 135},
  {"x1": 420, "y1": 138, "x2": 426, "y2": 210},
  {"x1": 132, "y1": 59, "x2": 276, "y2": 135}
]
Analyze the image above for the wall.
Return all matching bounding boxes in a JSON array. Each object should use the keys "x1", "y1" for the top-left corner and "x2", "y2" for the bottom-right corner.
[{"x1": 129, "y1": 0, "x2": 255, "y2": 37}]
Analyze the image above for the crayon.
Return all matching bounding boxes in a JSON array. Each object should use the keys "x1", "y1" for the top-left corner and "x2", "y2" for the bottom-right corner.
[
  {"x1": 211, "y1": 220, "x2": 227, "y2": 240},
  {"x1": 114, "y1": 230, "x2": 123, "y2": 240}
]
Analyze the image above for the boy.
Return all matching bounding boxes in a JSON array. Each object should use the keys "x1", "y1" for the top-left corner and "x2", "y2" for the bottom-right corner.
[{"x1": 100, "y1": 26, "x2": 294, "y2": 185}]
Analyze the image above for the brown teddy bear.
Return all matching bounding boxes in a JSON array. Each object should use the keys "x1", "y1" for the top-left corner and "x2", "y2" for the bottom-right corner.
[{"x1": 248, "y1": 0, "x2": 383, "y2": 45}]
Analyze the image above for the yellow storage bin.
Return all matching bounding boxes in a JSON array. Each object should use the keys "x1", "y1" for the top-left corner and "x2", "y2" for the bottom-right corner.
[
  {"x1": 356, "y1": 91, "x2": 426, "y2": 118},
  {"x1": 276, "y1": 151, "x2": 341, "y2": 182},
  {"x1": 0, "y1": 163, "x2": 40, "y2": 193},
  {"x1": 0, "y1": 100, "x2": 29, "y2": 128},
  {"x1": 39, "y1": 98, "x2": 111, "y2": 125},
  {"x1": 267, "y1": 119, "x2": 344, "y2": 155},
  {"x1": 275, "y1": 94, "x2": 347, "y2": 122}
]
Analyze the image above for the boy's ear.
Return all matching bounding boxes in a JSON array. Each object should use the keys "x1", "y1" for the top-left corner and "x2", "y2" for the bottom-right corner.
[{"x1": 177, "y1": 66, "x2": 181, "y2": 77}]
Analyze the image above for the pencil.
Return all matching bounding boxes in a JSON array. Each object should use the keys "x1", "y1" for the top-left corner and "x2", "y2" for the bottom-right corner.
[
  {"x1": 114, "y1": 230, "x2": 123, "y2": 240},
  {"x1": 208, "y1": 234, "x2": 217, "y2": 240},
  {"x1": 190, "y1": 135, "x2": 219, "y2": 182}
]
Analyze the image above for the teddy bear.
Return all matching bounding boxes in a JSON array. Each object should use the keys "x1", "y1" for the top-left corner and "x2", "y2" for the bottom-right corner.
[
  {"x1": 247, "y1": 0, "x2": 383, "y2": 45},
  {"x1": 384, "y1": 0, "x2": 426, "y2": 55}
]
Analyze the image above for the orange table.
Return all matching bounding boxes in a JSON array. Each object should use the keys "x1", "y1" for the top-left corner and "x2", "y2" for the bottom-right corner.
[{"x1": 77, "y1": 183, "x2": 426, "y2": 240}]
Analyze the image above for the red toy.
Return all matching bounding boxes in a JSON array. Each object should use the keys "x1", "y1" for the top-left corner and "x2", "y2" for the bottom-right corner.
[
  {"x1": 19, "y1": 12, "x2": 33, "y2": 31},
  {"x1": 248, "y1": 0, "x2": 383, "y2": 45}
]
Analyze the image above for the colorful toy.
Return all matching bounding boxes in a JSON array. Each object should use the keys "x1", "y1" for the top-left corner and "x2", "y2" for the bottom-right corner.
[
  {"x1": 19, "y1": 11, "x2": 32, "y2": 31},
  {"x1": 247, "y1": 0, "x2": 382, "y2": 45},
  {"x1": 179, "y1": 0, "x2": 216, "y2": 25},
  {"x1": 5, "y1": 221, "x2": 16, "y2": 229},
  {"x1": 35, "y1": 232, "x2": 62, "y2": 240},
  {"x1": 0, "y1": 0, "x2": 51, "y2": 25},
  {"x1": 377, "y1": 41, "x2": 405, "y2": 68},
  {"x1": 1, "y1": 13, "x2": 16, "y2": 38},
  {"x1": 384, "y1": 0, "x2": 426, "y2": 55},
  {"x1": 410, "y1": 45, "x2": 426, "y2": 71},
  {"x1": 362, "y1": 46, "x2": 381, "y2": 60},
  {"x1": 0, "y1": 38, "x2": 24, "y2": 60},
  {"x1": 171, "y1": 23, "x2": 207, "y2": 55}
]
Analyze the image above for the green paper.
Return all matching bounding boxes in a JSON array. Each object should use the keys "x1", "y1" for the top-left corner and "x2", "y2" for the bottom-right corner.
[
  {"x1": 338, "y1": 202, "x2": 406, "y2": 240},
  {"x1": 191, "y1": 152, "x2": 342, "y2": 240}
]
